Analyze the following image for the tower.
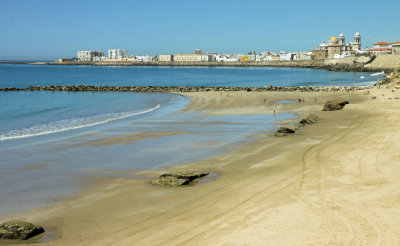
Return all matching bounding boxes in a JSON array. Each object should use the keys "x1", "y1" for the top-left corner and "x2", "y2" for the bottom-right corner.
[
  {"x1": 339, "y1": 33, "x2": 346, "y2": 52},
  {"x1": 327, "y1": 36, "x2": 341, "y2": 59},
  {"x1": 354, "y1": 32, "x2": 361, "y2": 50}
]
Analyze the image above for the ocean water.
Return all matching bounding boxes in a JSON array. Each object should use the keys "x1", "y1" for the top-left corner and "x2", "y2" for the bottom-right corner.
[
  {"x1": 0, "y1": 64, "x2": 384, "y2": 88},
  {"x1": 0, "y1": 64, "x2": 382, "y2": 217},
  {"x1": 0, "y1": 91, "x2": 173, "y2": 140}
]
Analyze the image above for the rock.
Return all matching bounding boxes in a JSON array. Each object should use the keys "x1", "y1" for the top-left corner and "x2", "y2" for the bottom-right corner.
[
  {"x1": 277, "y1": 127, "x2": 295, "y2": 134},
  {"x1": 294, "y1": 123, "x2": 303, "y2": 130},
  {"x1": 275, "y1": 132, "x2": 287, "y2": 137},
  {"x1": 299, "y1": 114, "x2": 320, "y2": 125},
  {"x1": 0, "y1": 220, "x2": 44, "y2": 240},
  {"x1": 322, "y1": 100, "x2": 349, "y2": 111},
  {"x1": 151, "y1": 171, "x2": 209, "y2": 186}
]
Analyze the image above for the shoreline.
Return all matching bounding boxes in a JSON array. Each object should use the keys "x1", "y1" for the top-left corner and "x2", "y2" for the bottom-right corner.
[{"x1": 0, "y1": 92, "x2": 293, "y2": 219}]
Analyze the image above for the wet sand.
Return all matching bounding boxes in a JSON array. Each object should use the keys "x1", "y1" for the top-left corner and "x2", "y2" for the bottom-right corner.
[{"x1": 3, "y1": 86, "x2": 400, "y2": 245}]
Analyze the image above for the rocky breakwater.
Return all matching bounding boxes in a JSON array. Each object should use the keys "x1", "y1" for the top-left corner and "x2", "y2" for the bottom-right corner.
[{"x1": 0, "y1": 84, "x2": 373, "y2": 93}]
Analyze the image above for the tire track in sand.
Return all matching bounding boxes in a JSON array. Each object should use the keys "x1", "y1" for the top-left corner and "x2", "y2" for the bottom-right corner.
[{"x1": 297, "y1": 106, "x2": 384, "y2": 245}]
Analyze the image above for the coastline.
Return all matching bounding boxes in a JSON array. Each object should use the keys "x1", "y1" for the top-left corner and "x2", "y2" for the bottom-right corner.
[
  {"x1": 4, "y1": 83, "x2": 400, "y2": 245},
  {"x1": 1, "y1": 53, "x2": 398, "y2": 72}
]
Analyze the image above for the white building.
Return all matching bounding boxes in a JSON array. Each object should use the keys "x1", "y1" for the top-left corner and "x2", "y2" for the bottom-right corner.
[
  {"x1": 215, "y1": 55, "x2": 238, "y2": 62},
  {"x1": 292, "y1": 52, "x2": 312, "y2": 60},
  {"x1": 108, "y1": 49, "x2": 127, "y2": 60},
  {"x1": 392, "y1": 42, "x2": 400, "y2": 54},
  {"x1": 279, "y1": 53, "x2": 292, "y2": 61},
  {"x1": 77, "y1": 50, "x2": 104, "y2": 61},
  {"x1": 136, "y1": 55, "x2": 156, "y2": 62},
  {"x1": 158, "y1": 54, "x2": 173, "y2": 62},
  {"x1": 200, "y1": 54, "x2": 212, "y2": 62},
  {"x1": 93, "y1": 56, "x2": 106, "y2": 62},
  {"x1": 368, "y1": 42, "x2": 393, "y2": 54},
  {"x1": 173, "y1": 54, "x2": 211, "y2": 62}
]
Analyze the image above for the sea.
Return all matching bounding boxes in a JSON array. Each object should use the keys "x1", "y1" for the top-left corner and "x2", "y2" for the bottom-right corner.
[{"x1": 0, "y1": 64, "x2": 384, "y2": 216}]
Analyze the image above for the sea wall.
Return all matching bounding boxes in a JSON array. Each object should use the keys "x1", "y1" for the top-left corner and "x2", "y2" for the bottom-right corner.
[
  {"x1": 0, "y1": 84, "x2": 373, "y2": 93},
  {"x1": 44, "y1": 54, "x2": 397, "y2": 72},
  {"x1": 48, "y1": 60, "x2": 327, "y2": 69},
  {"x1": 365, "y1": 54, "x2": 400, "y2": 70}
]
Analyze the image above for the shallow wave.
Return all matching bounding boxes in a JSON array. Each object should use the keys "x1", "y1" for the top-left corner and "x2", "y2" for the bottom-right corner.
[
  {"x1": 355, "y1": 80, "x2": 380, "y2": 86},
  {"x1": 0, "y1": 104, "x2": 160, "y2": 141}
]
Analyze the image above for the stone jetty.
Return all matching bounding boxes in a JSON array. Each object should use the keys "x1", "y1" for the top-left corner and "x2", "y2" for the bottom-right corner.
[{"x1": 0, "y1": 84, "x2": 374, "y2": 93}]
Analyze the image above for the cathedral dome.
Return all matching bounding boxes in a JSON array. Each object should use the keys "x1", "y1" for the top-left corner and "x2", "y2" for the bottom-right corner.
[
  {"x1": 355, "y1": 32, "x2": 360, "y2": 37},
  {"x1": 328, "y1": 36, "x2": 339, "y2": 44},
  {"x1": 340, "y1": 33, "x2": 344, "y2": 37}
]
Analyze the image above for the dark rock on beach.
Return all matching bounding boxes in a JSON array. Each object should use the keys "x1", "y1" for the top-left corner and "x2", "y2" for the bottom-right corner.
[
  {"x1": 275, "y1": 132, "x2": 288, "y2": 137},
  {"x1": 151, "y1": 171, "x2": 209, "y2": 186},
  {"x1": 277, "y1": 127, "x2": 295, "y2": 134},
  {"x1": 322, "y1": 100, "x2": 349, "y2": 111},
  {"x1": 0, "y1": 220, "x2": 44, "y2": 240},
  {"x1": 299, "y1": 114, "x2": 320, "y2": 125}
]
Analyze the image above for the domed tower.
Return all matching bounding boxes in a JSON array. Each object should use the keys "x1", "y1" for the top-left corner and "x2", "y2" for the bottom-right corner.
[
  {"x1": 327, "y1": 36, "x2": 341, "y2": 59},
  {"x1": 339, "y1": 33, "x2": 346, "y2": 52},
  {"x1": 354, "y1": 32, "x2": 361, "y2": 50},
  {"x1": 328, "y1": 36, "x2": 339, "y2": 45}
]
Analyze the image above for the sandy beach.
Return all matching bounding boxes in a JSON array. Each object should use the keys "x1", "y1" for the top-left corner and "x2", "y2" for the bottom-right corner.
[{"x1": 3, "y1": 83, "x2": 400, "y2": 245}]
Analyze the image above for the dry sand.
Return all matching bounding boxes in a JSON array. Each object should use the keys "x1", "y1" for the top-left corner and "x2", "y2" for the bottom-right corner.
[{"x1": 3, "y1": 86, "x2": 400, "y2": 245}]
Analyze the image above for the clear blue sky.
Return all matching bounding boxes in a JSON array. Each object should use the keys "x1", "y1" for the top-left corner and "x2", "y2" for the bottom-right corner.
[{"x1": 1, "y1": 0, "x2": 399, "y2": 60}]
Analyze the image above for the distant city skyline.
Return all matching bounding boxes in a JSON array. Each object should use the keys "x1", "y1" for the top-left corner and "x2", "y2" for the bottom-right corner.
[{"x1": 1, "y1": 0, "x2": 400, "y2": 60}]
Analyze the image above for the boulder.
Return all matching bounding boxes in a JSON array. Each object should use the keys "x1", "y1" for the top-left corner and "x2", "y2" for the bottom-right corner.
[
  {"x1": 299, "y1": 114, "x2": 320, "y2": 125},
  {"x1": 277, "y1": 127, "x2": 295, "y2": 134},
  {"x1": 151, "y1": 171, "x2": 209, "y2": 186},
  {"x1": 322, "y1": 100, "x2": 349, "y2": 111},
  {"x1": 0, "y1": 220, "x2": 44, "y2": 240}
]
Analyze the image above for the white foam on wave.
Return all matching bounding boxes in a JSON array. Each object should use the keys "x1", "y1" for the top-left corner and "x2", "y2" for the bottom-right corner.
[
  {"x1": 355, "y1": 80, "x2": 380, "y2": 86},
  {"x1": 0, "y1": 104, "x2": 161, "y2": 141}
]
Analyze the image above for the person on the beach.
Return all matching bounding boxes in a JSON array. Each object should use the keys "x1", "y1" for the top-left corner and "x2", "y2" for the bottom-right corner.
[{"x1": 273, "y1": 109, "x2": 276, "y2": 117}]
